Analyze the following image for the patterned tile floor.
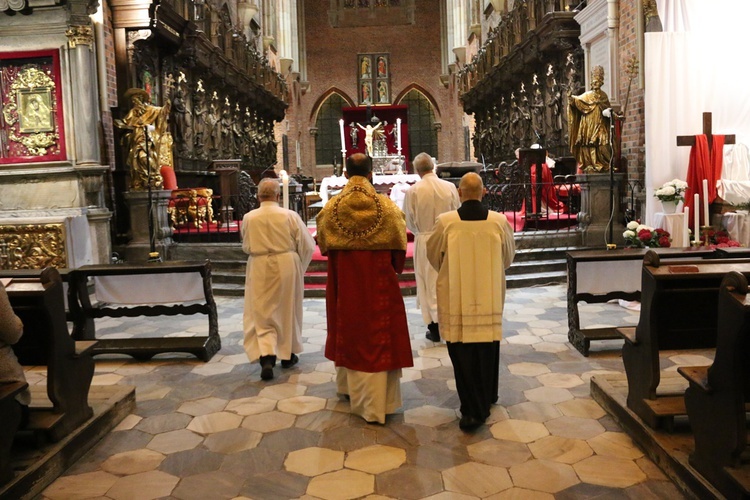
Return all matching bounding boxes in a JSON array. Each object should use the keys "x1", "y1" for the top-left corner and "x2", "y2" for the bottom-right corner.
[{"x1": 36, "y1": 284, "x2": 697, "y2": 499}]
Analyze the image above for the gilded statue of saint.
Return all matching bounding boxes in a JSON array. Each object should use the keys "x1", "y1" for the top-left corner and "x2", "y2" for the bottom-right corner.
[
  {"x1": 568, "y1": 65, "x2": 612, "y2": 172},
  {"x1": 115, "y1": 87, "x2": 172, "y2": 190}
]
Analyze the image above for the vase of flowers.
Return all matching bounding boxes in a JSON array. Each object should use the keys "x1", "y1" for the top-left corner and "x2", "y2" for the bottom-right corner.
[
  {"x1": 623, "y1": 221, "x2": 672, "y2": 248},
  {"x1": 654, "y1": 179, "x2": 689, "y2": 213}
]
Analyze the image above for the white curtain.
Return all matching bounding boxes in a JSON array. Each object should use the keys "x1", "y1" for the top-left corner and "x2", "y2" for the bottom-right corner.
[{"x1": 644, "y1": 1, "x2": 750, "y2": 225}]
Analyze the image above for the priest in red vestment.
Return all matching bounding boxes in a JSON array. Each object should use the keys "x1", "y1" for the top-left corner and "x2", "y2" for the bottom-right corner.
[{"x1": 316, "y1": 153, "x2": 414, "y2": 424}]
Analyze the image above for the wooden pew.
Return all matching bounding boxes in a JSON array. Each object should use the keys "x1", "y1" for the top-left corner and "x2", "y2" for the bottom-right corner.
[
  {"x1": 6, "y1": 268, "x2": 97, "y2": 442},
  {"x1": 619, "y1": 251, "x2": 750, "y2": 429},
  {"x1": 67, "y1": 261, "x2": 220, "y2": 361},
  {"x1": 0, "y1": 382, "x2": 27, "y2": 485},
  {"x1": 679, "y1": 271, "x2": 750, "y2": 499}
]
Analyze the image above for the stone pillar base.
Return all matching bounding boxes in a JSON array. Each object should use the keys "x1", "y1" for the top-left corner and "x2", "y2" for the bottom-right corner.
[
  {"x1": 123, "y1": 190, "x2": 173, "y2": 263},
  {"x1": 577, "y1": 172, "x2": 626, "y2": 247}
]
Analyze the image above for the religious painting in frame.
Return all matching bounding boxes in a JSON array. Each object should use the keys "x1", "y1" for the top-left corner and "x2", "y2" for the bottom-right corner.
[
  {"x1": 358, "y1": 53, "x2": 390, "y2": 105},
  {"x1": 0, "y1": 50, "x2": 66, "y2": 164}
]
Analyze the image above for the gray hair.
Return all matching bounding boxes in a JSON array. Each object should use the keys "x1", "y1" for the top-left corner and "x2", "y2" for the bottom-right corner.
[
  {"x1": 413, "y1": 152, "x2": 435, "y2": 174},
  {"x1": 258, "y1": 178, "x2": 280, "y2": 201}
]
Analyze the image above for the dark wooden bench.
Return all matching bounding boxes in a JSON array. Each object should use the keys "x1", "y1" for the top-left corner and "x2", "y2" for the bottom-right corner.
[
  {"x1": 619, "y1": 251, "x2": 750, "y2": 430},
  {"x1": 67, "y1": 261, "x2": 220, "y2": 361},
  {"x1": 678, "y1": 271, "x2": 750, "y2": 499},
  {"x1": 6, "y1": 268, "x2": 97, "y2": 443},
  {"x1": 567, "y1": 247, "x2": 715, "y2": 356},
  {"x1": 0, "y1": 381, "x2": 28, "y2": 485}
]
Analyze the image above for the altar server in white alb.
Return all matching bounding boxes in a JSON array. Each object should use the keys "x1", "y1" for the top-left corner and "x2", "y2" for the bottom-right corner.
[
  {"x1": 241, "y1": 178, "x2": 315, "y2": 381},
  {"x1": 427, "y1": 172, "x2": 515, "y2": 431},
  {"x1": 403, "y1": 152, "x2": 459, "y2": 342}
]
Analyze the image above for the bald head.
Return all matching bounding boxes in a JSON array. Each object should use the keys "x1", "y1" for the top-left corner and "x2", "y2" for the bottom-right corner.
[
  {"x1": 458, "y1": 172, "x2": 484, "y2": 202},
  {"x1": 413, "y1": 152, "x2": 435, "y2": 175},
  {"x1": 258, "y1": 178, "x2": 280, "y2": 202}
]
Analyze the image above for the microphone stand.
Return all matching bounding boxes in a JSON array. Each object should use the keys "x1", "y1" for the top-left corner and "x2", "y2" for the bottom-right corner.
[
  {"x1": 608, "y1": 115, "x2": 615, "y2": 245},
  {"x1": 145, "y1": 126, "x2": 161, "y2": 263}
]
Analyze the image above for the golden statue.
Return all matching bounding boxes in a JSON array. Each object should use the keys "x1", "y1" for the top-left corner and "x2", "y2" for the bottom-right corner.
[
  {"x1": 568, "y1": 65, "x2": 612, "y2": 172},
  {"x1": 115, "y1": 87, "x2": 173, "y2": 190}
]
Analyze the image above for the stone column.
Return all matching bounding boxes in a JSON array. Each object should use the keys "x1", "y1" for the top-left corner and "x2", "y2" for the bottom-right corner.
[
  {"x1": 577, "y1": 172, "x2": 626, "y2": 247},
  {"x1": 65, "y1": 24, "x2": 102, "y2": 165}
]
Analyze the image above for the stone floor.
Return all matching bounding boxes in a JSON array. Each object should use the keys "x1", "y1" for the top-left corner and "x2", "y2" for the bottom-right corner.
[{"x1": 34, "y1": 285, "x2": 696, "y2": 499}]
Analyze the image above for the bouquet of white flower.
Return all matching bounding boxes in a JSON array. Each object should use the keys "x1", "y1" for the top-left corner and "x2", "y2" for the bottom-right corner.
[{"x1": 654, "y1": 179, "x2": 689, "y2": 203}]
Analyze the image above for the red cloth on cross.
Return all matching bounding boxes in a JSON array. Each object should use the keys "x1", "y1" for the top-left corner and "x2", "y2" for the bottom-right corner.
[{"x1": 685, "y1": 134, "x2": 724, "y2": 228}]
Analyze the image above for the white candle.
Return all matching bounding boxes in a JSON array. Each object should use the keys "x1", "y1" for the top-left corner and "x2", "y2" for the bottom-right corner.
[
  {"x1": 702, "y1": 178, "x2": 710, "y2": 227},
  {"x1": 339, "y1": 119, "x2": 346, "y2": 154},
  {"x1": 281, "y1": 170, "x2": 289, "y2": 210},
  {"x1": 296, "y1": 141, "x2": 301, "y2": 173},
  {"x1": 396, "y1": 118, "x2": 402, "y2": 151},
  {"x1": 683, "y1": 206, "x2": 689, "y2": 247},
  {"x1": 694, "y1": 193, "x2": 700, "y2": 243}
]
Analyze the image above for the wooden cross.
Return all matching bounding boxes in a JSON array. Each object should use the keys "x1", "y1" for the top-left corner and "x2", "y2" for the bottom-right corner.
[{"x1": 676, "y1": 112, "x2": 736, "y2": 151}]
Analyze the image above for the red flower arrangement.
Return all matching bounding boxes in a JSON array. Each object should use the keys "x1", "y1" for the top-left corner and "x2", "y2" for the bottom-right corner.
[
  {"x1": 623, "y1": 222, "x2": 671, "y2": 248},
  {"x1": 702, "y1": 228, "x2": 742, "y2": 248}
]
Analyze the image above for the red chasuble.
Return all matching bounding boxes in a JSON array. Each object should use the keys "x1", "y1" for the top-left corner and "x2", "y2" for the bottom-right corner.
[{"x1": 685, "y1": 134, "x2": 724, "y2": 227}]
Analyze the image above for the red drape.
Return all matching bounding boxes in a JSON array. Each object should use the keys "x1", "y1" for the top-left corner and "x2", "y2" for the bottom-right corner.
[{"x1": 685, "y1": 134, "x2": 724, "y2": 228}]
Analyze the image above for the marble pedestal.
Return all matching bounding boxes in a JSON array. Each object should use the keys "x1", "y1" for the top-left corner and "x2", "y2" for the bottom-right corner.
[
  {"x1": 577, "y1": 172, "x2": 626, "y2": 247},
  {"x1": 123, "y1": 190, "x2": 173, "y2": 262}
]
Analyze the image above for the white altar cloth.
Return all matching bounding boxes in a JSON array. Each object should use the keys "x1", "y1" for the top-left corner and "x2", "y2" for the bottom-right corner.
[
  {"x1": 722, "y1": 211, "x2": 750, "y2": 247},
  {"x1": 653, "y1": 212, "x2": 689, "y2": 247},
  {"x1": 576, "y1": 260, "x2": 641, "y2": 295},
  {"x1": 319, "y1": 173, "x2": 420, "y2": 205},
  {"x1": 94, "y1": 273, "x2": 205, "y2": 305}
]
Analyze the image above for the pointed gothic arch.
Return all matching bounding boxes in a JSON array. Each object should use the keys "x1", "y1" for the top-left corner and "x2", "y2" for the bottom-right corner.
[
  {"x1": 395, "y1": 85, "x2": 439, "y2": 159},
  {"x1": 311, "y1": 89, "x2": 355, "y2": 166}
]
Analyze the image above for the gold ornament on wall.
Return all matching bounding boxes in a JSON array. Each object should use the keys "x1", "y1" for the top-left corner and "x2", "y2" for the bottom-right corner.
[
  {"x1": 0, "y1": 224, "x2": 66, "y2": 270},
  {"x1": 65, "y1": 25, "x2": 95, "y2": 49},
  {"x1": 5, "y1": 66, "x2": 59, "y2": 156}
]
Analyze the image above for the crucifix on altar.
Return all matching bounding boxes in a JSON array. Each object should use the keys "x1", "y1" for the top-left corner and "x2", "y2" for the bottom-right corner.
[{"x1": 676, "y1": 111, "x2": 736, "y2": 237}]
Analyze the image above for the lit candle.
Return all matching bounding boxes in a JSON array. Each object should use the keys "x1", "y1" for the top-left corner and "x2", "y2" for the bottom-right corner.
[
  {"x1": 396, "y1": 118, "x2": 402, "y2": 151},
  {"x1": 281, "y1": 170, "x2": 289, "y2": 210},
  {"x1": 694, "y1": 193, "x2": 700, "y2": 243},
  {"x1": 339, "y1": 119, "x2": 346, "y2": 154},
  {"x1": 702, "y1": 178, "x2": 710, "y2": 227},
  {"x1": 683, "y1": 206, "x2": 689, "y2": 247}
]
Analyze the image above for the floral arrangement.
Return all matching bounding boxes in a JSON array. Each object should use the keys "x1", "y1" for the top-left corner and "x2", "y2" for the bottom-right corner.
[
  {"x1": 623, "y1": 221, "x2": 671, "y2": 248},
  {"x1": 654, "y1": 179, "x2": 689, "y2": 203},
  {"x1": 702, "y1": 228, "x2": 742, "y2": 248}
]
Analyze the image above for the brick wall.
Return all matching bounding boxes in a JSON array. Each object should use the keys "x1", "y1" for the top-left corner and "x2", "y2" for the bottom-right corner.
[{"x1": 289, "y1": 0, "x2": 465, "y2": 178}]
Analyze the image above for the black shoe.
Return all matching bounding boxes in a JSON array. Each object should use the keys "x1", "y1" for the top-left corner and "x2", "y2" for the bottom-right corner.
[
  {"x1": 426, "y1": 322, "x2": 441, "y2": 342},
  {"x1": 281, "y1": 353, "x2": 299, "y2": 369},
  {"x1": 259, "y1": 355, "x2": 276, "y2": 381},
  {"x1": 459, "y1": 415, "x2": 484, "y2": 431}
]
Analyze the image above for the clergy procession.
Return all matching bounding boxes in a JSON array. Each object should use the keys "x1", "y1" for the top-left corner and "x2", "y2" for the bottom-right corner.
[{"x1": 5, "y1": 0, "x2": 750, "y2": 498}]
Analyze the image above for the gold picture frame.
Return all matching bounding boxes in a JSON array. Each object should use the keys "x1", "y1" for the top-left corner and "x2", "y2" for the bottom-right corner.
[
  {"x1": 18, "y1": 89, "x2": 53, "y2": 133},
  {"x1": 358, "y1": 53, "x2": 390, "y2": 105}
]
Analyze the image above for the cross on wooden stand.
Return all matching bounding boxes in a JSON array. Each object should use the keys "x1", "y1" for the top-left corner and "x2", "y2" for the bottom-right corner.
[{"x1": 676, "y1": 111, "x2": 736, "y2": 151}]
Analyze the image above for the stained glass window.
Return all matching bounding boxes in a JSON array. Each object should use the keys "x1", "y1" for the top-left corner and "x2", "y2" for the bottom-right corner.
[{"x1": 314, "y1": 93, "x2": 347, "y2": 166}]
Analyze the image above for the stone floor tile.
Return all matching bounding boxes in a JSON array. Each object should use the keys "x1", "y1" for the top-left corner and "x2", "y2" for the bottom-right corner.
[
  {"x1": 509, "y1": 459, "x2": 579, "y2": 493},
  {"x1": 490, "y1": 419, "x2": 549, "y2": 443},
  {"x1": 225, "y1": 396, "x2": 277, "y2": 416},
  {"x1": 545, "y1": 415, "x2": 605, "y2": 440},
  {"x1": 171, "y1": 470, "x2": 244, "y2": 500},
  {"x1": 43, "y1": 470, "x2": 118, "y2": 499},
  {"x1": 159, "y1": 448, "x2": 224, "y2": 477},
  {"x1": 112, "y1": 413, "x2": 142, "y2": 431},
  {"x1": 258, "y1": 382, "x2": 307, "y2": 400},
  {"x1": 287, "y1": 371, "x2": 334, "y2": 385},
  {"x1": 636, "y1": 456, "x2": 669, "y2": 481},
  {"x1": 588, "y1": 431, "x2": 644, "y2": 460},
  {"x1": 91, "y1": 373, "x2": 123, "y2": 385},
  {"x1": 523, "y1": 386, "x2": 574, "y2": 404},
  {"x1": 307, "y1": 469, "x2": 374, "y2": 500},
  {"x1": 100, "y1": 448, "x2": 165, "y2": 475},
  {"x1": 285, "y1": 446, "x2": 345, "y2": 476},
  {"x1": 466, "y1": 438, "x2": 532, "y2": 467},
  {"x1": 190, "y1": 362, "x2": 235, "y2": 376},
  {"x1": 177, "y1": 396, "x2": 228, "y2": 416},
  {"x1": 422, "y1": 493, "x2": 478, "y2": 500},
  {"x1": 527, "y1": 435, "x2": 593, "y2": 464},
  {"x1": 484, "y1": 487, "x2": 555, "y2": 500},
  {"x1": 506, "y1": 335, "x2": 542, "y2": 345},
  {"x1": 507, "y1": 362, "x2": 550, "y2": 377},
  {"x1": 345, "y1": 444, "x2": 406, "y2": 474},
  {"x1": 555, "y1": 398, "x2": 607, "y2": 419},
  {"x1": 573, "y1": 455, "x2": 647, "y2": 488},
  {"x1": 220, "y1": 353, "x2": 249, "y2": 365},
  {"x1": 532, "y1": 342, "x2": 571, "y2": 354},
  {"x1": 187, "y1": 411, "x2": 243, "y2": 434},
  {"x1": 507, "y1": 401, "x2": 561, "y2": 422},
  {"x1": 277, "y1": 395, "x2": 327, "y2": 415},
  {"x1": 106, "y1": 470, "x2": 179, "y2": 500},
  {"x1": 443, "y1": 462, "x2": 513, "y2": 497},
  {"x1": 135, "y1": 385, "x2": 171, "y2": 402},
  {"x1": 376, "y1": 464, "x2": 444, "y2": 499},
  {"x1": 403, "y1": 405, "x2": 457, "y2": 427},
  {"x1": 241, "y1": 410, "x2": 296, "y2": 433},
  {"x1": 536, "y1": 372, "x2": 584, "y2": 389},
  {"x1": 203, "y1": 428, "x2": 262, "y2": 453},
  {"x1": 146, "y1": 429, "x2": 203, "y2": 454},
  {"x1": 319, "y1": 426, "x2": 378, "y2": 452},
  {"x1": 556, "y1": 482, "x2": 630, "y2": 499},
  {"x1": 135, "y1": 412, "x2": 192, "y2": 434}
]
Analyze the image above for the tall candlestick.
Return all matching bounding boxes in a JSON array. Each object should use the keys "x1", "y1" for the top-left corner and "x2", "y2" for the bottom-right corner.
[
  {"x1": 396, "y1": 118, "x2": 402, "y2": 151},
  {"x1": 339, "y1": 119, "x2": 346, "y2": 153},
  {"x1": 281, "y1": 170, "x2": 289, "y2": 210},
  {"x1": 702, "y1": 178, "x2": 710, "y2": 226},
  {"x1": 683, "y1": 206, "x2": 690, "y2": 247},
  {"x1": 694, "y1": 193, "x2": 700, "y2": 243},
  {"x1": 296, "y1": 141, "x2": 301, "y2": 173}
]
